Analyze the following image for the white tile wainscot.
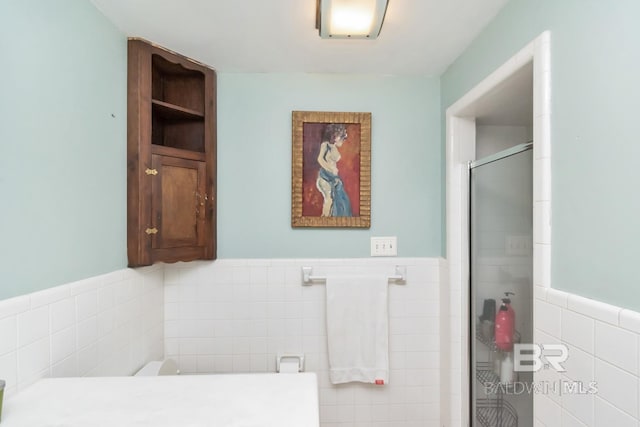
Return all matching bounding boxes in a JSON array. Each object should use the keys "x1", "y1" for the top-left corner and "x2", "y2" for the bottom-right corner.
[
  {"x1": 164, "y1": 258, "x2": 442, "y2": 427},
  {"x1": 534, "y1": 287, "x2": 640, "y2": 426},
  {"x1": 0, "y1": 265, "x2": 164, "y2": 400}
]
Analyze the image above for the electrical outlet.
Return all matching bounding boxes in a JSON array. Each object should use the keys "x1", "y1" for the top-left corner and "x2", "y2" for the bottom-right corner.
[{"x1": 371, "y1": 236, "x2": 397, "y2": 256}]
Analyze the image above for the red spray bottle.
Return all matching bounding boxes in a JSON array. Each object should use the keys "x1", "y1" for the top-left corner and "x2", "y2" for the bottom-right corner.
[{"x1": 494, "y1": 292, "x2": 515, "y2": 351}]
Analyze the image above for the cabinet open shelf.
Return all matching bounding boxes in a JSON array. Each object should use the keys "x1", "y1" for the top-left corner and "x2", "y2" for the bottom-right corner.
[
  {"x1": 152, "y1": 54, "x2": 205, "y2": 115},
  {"x1": 152, "y1": 108, "x2": 205, "y2": 152},
  {"x1": 149, "y1": 51, "x2": 206, "y2": 152},
  {"x1": 152, "y1": 99, "x2": 204, "y2": 120}
]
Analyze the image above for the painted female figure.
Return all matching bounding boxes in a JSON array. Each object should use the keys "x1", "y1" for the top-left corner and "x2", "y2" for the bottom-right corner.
[{"x1": 316, "y1": 123, "x2": 352, "y2": 217}]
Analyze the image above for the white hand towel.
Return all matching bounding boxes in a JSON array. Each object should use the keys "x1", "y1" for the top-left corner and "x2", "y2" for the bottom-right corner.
[{"x1": 325, "y1": 275, "x2": 389, "y2": 385}]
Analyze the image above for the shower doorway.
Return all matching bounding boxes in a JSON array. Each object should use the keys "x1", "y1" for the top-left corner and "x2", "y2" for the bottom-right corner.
[
  {"x1": 470, "y1": 143, "x2": 533, "y2": 427},
  {"x1": 444, "y1": 31, "x2": 551, "y2": 427}
]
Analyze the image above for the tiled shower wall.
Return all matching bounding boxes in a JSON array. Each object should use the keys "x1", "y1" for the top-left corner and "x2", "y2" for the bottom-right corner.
[
  {"x1": 534, "y1": 287, "x2": 640, "y2": 426},
  {"x1": 0, "y1": 265, "x2": 164, "y2": 400},
  {"x1": 164, "y1": 258, "x2": 442, "y2": 427}
]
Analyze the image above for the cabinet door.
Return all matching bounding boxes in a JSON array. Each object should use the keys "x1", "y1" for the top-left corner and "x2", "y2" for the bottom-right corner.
[{"x1": 151, "y1": 155, "x2": 206, "y2": 256}]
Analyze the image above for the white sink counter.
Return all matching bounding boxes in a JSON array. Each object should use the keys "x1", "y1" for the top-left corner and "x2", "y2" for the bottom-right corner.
[{"x1": 2, "y1": 373, "x2": 319, "y2": 427}]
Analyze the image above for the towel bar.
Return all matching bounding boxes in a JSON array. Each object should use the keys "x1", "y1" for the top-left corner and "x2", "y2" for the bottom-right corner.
[{"x1": 301, "y1": 266, "x2": 406, "y2": 285}]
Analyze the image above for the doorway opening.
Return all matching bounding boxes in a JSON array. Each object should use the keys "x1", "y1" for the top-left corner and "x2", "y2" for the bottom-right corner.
[{"x1": 442, "y1": 31, "x2": 551, "y2": 426}]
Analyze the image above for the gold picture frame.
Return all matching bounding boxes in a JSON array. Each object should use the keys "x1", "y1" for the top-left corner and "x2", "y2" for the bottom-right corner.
[{"x1": 291, "y1": 111, "x2": 371, "y2": 228}]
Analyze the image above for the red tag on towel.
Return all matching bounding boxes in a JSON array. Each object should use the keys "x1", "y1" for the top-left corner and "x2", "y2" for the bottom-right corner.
[{"x1": 375, "y1": 379, "x2": 384, "y2": 385}]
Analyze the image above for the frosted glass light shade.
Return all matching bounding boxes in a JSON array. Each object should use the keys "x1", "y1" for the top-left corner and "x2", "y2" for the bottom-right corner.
[{"x1": 318, "y1": 0, "x2": 389, "y2": 39}]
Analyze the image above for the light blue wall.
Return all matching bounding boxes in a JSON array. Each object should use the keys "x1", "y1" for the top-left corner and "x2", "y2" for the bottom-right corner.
[
  {"x1": 0, "y1": 0, "x2": 127, "y2": 300},
  {"x1": 0, "y1": 2, "x2": 443, "y2": 299},
  {"x1": 8, "y1": 0, "x2": 636, "y2": 310},
  {"x1": 217, "y1": 73, "x2": 442, "y2": 258},
  {"x1": 441, "y1": 0, "x2": 640, "y2": 311}
]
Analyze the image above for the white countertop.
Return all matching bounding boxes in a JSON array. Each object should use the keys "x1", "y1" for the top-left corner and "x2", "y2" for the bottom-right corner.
[{"x1": 2, "y1": 373, "x2": 319, "y2": 427}]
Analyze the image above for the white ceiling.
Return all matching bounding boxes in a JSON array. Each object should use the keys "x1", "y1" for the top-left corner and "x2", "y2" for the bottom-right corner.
[{"x1": 89, "y1": 0, "x2": 510, "y2": 76}]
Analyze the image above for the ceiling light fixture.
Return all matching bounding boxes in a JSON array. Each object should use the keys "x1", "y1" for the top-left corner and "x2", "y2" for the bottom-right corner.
[{"x1": 316, "y1": 0, "x2": 389, "y2": 39}]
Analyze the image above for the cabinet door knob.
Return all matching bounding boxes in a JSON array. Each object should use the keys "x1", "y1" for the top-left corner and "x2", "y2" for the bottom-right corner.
[{"x1": 145, "y1": 227, "x2": 158, "y2": 235}]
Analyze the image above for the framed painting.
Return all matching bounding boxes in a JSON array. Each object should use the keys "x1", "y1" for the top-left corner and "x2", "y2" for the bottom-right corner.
[{"x1": 291, "y1": 111, "x2": 371, "y2": 228}]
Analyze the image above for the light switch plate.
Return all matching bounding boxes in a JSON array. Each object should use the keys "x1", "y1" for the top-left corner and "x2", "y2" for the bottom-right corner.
[{"x1": 370, "y1": 236, "x2": 397, "y2": 256}]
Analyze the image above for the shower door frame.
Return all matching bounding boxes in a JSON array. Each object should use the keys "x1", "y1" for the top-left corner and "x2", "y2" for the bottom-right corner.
[
  {"x1": 469, "y1": 142, "x2": 533, "y2": 426},
  {"x1": 442, "y1": 31, "x2": 552, "y2": 427}
]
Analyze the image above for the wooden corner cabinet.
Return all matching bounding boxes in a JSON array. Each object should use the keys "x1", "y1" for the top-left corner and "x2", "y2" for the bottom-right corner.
[{"x1": 127, "y1": 38, "x2": 216, "y2": 267}]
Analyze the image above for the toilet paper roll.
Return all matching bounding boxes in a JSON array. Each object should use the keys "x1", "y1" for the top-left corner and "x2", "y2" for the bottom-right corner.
[{"x1": 278, "y1": 361, "x2": 299, "y2": 373}]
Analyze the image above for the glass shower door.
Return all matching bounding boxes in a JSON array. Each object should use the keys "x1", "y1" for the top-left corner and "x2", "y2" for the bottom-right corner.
[{"x1": 470, "y1": 145, "x2": 533, "y2": 427}]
